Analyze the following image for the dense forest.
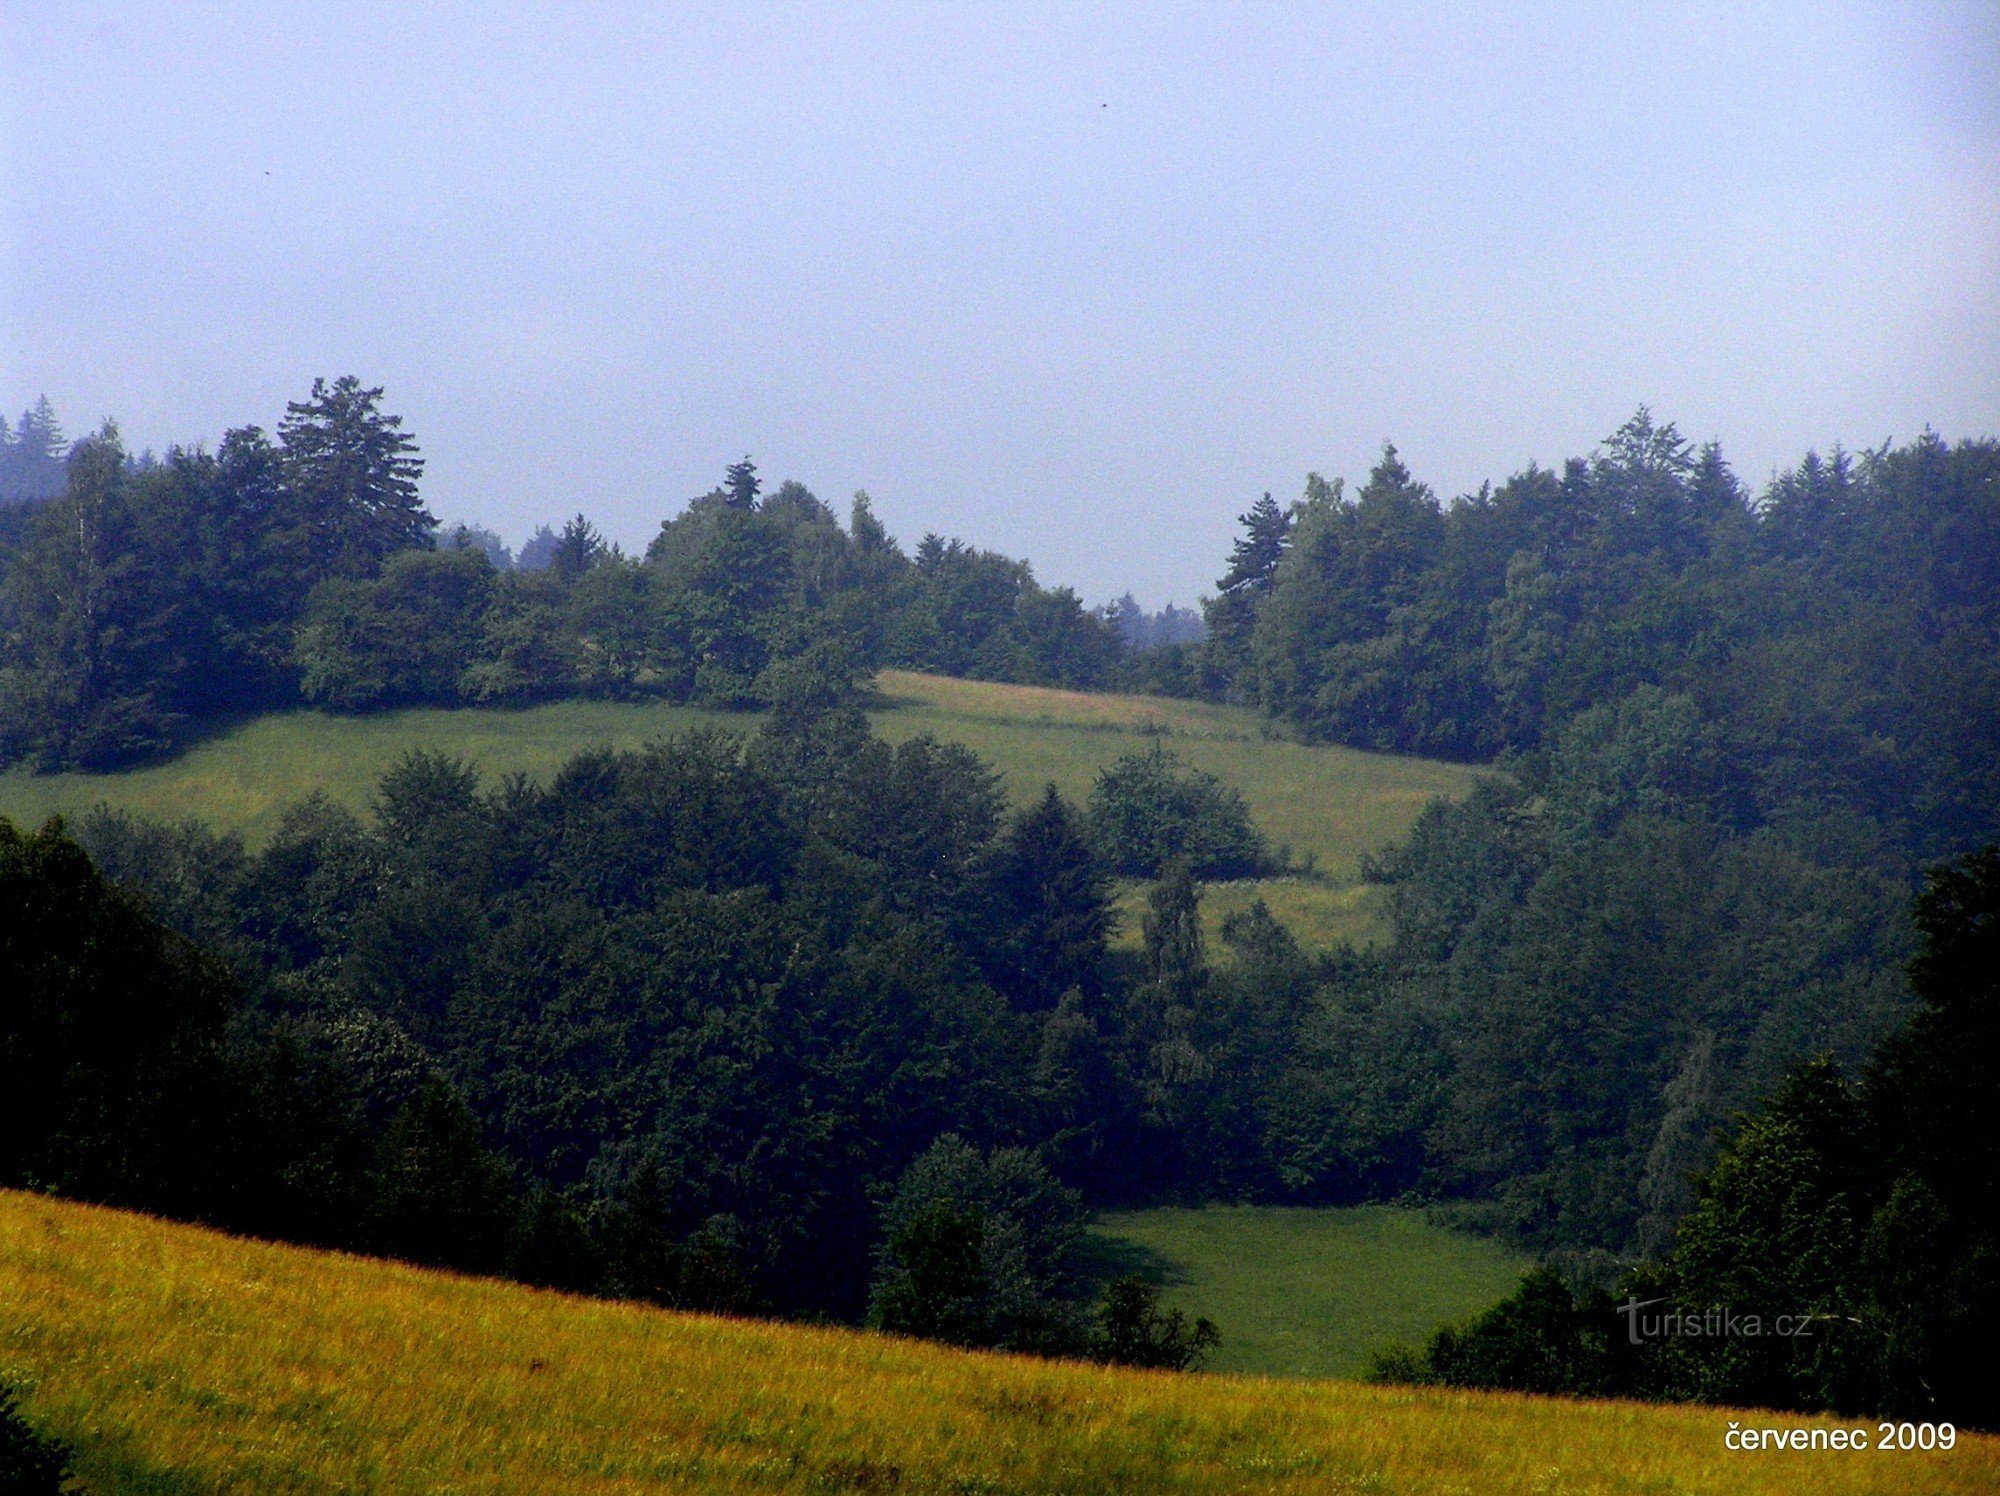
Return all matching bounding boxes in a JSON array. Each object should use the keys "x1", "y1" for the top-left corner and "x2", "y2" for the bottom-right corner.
[
  {"x1": 2, "y1": 384, "x2": 1995, "y2": 1423},
  {"x1": 0, "y1": 382, "x2": 1141, "y2": 770}
]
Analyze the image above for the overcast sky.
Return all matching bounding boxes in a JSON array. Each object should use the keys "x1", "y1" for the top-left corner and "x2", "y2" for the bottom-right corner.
[{"x1": 3, "y1": 3, "x2": 1996, "y2": 605}]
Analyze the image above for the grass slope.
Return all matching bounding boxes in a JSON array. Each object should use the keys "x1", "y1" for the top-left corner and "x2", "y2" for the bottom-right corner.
[
  {"x1": 1086, "y1": 1205, "x2": 1533, "y2": 1380},
  {"x1": 3, "y1": 1193, "x2": 1990, "y2": 1494},
  {"x1": 0, "y1": 671, "x2": 1483, "y2": 948}
]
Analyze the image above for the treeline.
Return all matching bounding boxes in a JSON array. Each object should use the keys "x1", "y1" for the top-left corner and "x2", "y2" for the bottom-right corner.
[
  {"x1": 1195, "y1": 414, "x2": 1997, "y2": 831},
  {"x1": 0, "y1": 397, "x2": 66, "y2": 507},
  {"x1": 0, "y1": 382, "x2": 1142, "y2": 770},
  {"x1": 1371, "y1": 847, "x2": 1998, "y2": 1428},
  {"x1": 1168, "y1": 413, "x2": 1996, "y2": 1425},
  {"x1": 1151, "y1": 417, "x2": 2000, "y2": 1256}
]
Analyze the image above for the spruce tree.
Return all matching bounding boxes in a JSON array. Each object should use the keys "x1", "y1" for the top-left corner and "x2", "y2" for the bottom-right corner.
[
  {"x1": 723, "y1": 456, "x2": 761, "y2": 509},
  {"x1": 277, "y1": 375, "x2": 431, "y2": 580}
]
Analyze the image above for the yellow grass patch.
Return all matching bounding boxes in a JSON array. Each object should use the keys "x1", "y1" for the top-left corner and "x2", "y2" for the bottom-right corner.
[{"x1": 3, "y1": 1192, "x2": 1991, "y2": 1493}]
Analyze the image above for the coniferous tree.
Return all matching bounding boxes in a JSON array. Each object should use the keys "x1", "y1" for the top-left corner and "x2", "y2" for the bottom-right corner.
[
  {"x1": 550, "y1": 514, "x2": 608, "y2": 580},
  {"x1": 277, "y1": 375, "x2": 431, "y2": 581},
  {"x1": 1204, "y1": 490, "x2": 1293, "y2": 686},
  {"x1": 723, "y1": 456, "x2": 761, "y2": 509},
  {"x1": 0, "y1": 397, "x2": 68, "y2": 504},
  {"x1": 982, "y1": 785, "x2": 1112, "y2": 1010}
]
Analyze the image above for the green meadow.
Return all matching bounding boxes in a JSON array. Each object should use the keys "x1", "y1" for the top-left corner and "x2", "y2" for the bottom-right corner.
[
  {"x1": 1087, "y1": 1205, "x2": 1533, "y2": 1381},
  {"x1": 0, "y1": 670, "x2": 1485, "y2": 948}
]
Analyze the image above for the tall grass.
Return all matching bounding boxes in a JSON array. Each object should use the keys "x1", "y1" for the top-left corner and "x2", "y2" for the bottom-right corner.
[{"x1": 3, "y1": 1192, "x2": 1988, "y2": 1494}]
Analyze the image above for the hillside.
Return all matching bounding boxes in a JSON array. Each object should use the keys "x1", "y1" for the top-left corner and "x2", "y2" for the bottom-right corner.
[
  {"x1": 1086, "y1": 1205, "x2": 1532, "y2": 1380},
  {"x1": 5, "y1": 1193, "x2": 1990, "y2": 1494},
  {"x1": 0, "y1": 670, "x2": 1483, "y2": 948}
]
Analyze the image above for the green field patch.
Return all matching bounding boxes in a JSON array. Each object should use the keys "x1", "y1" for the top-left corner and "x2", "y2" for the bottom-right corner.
[
  {"x1": 0, "y1": 697, "x2": 743, "y2": 850},
  {"x1": 1085, "y1": 1204, "x2": 1533, "y2": 1380},
  {"x1": 0, "y1": 671, "x2": 1484, "y2": 947},
  {"x1": 1110, "y1": 876, "x2": 1390, "y2": 952}
]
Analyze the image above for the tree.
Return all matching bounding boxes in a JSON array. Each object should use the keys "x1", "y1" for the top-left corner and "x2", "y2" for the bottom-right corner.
[
  {"x1": 724, "y1": 456, "x2": 761, "y2": 510},
  {"x1": 0, "y1": 425, "x2": 182, "y2": 766},
  {"x1": 550, "y1": 514, "x2": 608, "y2": 580},
  {"x1": 1086, "y1": 744, "x2": 1269, "y2": 879},
  {"x1": 0, "y1": 816, "x2": 239, "y2": 1213},
  {"x1": 366, "y1": 1077, "x2": 519, "y2": 1273},
  {"x1": 1203, "y1": 490, "x2": 1294, "y2": 689},
  {"x1": 517, "y1": 523, "x2": 560, "y2": 571},
  {"x1": 0, "y1": 1388, "x2": 70, "y2": 1494},
  {"x1": 277, "y1": 375, "x2": 431, "y2": 580},
  {"x1": 982, "y1": 785, "x2": 1112, "y2": 1010},
  {"x1": 294, "y1": 548, "x2": 495, "y2": 710},
  {"x1": 1862, "y1": 845, "x2": 2000, "y2": 1424},
  {"x1": 0, "y1": 395, "x2": 67, "y2": 504},
  {"x1": 867, "y1": 1136, "x2": 1089, "y2": 1352}
]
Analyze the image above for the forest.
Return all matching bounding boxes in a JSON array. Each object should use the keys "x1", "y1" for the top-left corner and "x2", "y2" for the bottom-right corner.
[
  {"x1": 1, "y1": 382, "x2": 1995, "y2": 1426},
  {"x1": 0, "y1": 380, "x2": 1137, "y2": 771}
]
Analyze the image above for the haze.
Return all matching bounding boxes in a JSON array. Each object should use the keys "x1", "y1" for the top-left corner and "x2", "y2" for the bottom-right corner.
[{"x1": 3, "y1": 2, "x2": 1996, "y2": 604}]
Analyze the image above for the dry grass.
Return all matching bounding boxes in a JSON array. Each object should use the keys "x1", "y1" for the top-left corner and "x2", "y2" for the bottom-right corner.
[{"x1": 4, "y1": 1192, "x2": 1991, "y2": 1494}]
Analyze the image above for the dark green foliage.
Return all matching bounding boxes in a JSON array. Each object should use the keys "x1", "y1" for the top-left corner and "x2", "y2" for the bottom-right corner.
[
  {"x1": 0, "y1": 429, "x2": 183, "y2": 766},
  {"x1": 0, "y1": 816, "x2": 238, "y2": 1213},
  {"x1": 1092, "y1": 1275, "x2": 1220, "y2": 1370},
  {"x1": 0, "y1": 428, "x2": 1128, "y2": 770},
  {"x1": 1086, "y1": 746, "x2": 1270, "y2": 879},
  {"x1": 868, "y1": 1136, "x2": 1090, "y2": 1352},
  {"x1": 0, "y1": 1387, "x2": 70, "y2": 1495},
  {"x1": 0, "y1": 381, "x2": 440, "y2": 765},
  {"x1": 296, "y1": 548, "x2": 496, "y2": 709},
  {"x1": 1204, "y1": 490, "x2": 1292, "y2": 691},
  {"x1": 1378, "y1": 847, "x2": 2000, "y2": 1424},
  {"x1": 1366, "y1": 1266, "x2": 1629, "y2": 1398},
  {"x1": 1205, "y1": 419, "x2": 2000, "y2": 832},
  {"x1": 980, "y1": 786, "x2": 1112, "y2": 1010},
  {"x1": 870, "y1": 1201, "x2": 994, "y2": 1347},
  {"x1": 276, "y1": 375, "x2": 431, "y2": 581},
  {"x1": 366, "y1": 1078, "x2": 520, "y2": 1273},
  {"x1": 723, "y1": 456, "x2": 760, "y2": 510}
]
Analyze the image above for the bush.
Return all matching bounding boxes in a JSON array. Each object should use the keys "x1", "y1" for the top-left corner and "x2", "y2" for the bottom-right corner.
[
  {"x1": 866, "y1": 1136, "x2": 1089, "y2": 1353},
  {"x1": 1092, "y1": 1275, "x2": 1220, "y2": 1370},
  {"x1": 1086, "y1": 745, "x2": 1270, "y2": 879}
]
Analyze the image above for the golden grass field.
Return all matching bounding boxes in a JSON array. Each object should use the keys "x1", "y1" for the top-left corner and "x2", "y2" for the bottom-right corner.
[
  {"x1": 0, "y1": 670, "x2": 1485, "y2": 949},
  {"x1": 3, "y1": 1192, "x2": 1990, "y2": 1494}
]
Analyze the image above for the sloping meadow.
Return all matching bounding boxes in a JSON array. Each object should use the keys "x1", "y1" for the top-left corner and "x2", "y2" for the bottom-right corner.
[{"x1": 4, "y1": 1191, "x2": 1989, "y2": 1495}]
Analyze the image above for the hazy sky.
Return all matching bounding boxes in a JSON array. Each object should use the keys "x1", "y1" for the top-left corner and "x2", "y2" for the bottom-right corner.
[{"x1": 3, "y1": 3, "x2": 1996, "y2": 604}]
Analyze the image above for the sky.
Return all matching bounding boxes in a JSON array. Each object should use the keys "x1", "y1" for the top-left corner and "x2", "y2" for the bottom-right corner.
[{"x1": 3, "y1": 3, "x2": 1996, "y2": 606}]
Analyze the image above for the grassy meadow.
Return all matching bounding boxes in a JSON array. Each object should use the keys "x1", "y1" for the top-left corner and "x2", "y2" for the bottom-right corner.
[
  {"x1": 1086, "y1": 1205, "x2": 1534, "y2": 1381},
  {"x1": 4, "y1": 1192, "x2": 1991, "y2": 1495},
  {"x1": 0, "y1": 670, "x2": 1484, "y2": 948}
]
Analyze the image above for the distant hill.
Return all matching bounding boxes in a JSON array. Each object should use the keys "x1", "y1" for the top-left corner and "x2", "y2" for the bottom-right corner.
[{"x1": 6, "y1": 1190, "x2": 1986, "y2": 1494}]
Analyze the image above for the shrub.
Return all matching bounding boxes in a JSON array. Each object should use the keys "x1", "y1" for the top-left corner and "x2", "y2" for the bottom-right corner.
[
  {"x1": 1092, "y1": 1275, "x2": 1220, "y2": 1370},
  {"x1": 1086, "y1": 745, "x2": 1269, "y2": 879}
]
